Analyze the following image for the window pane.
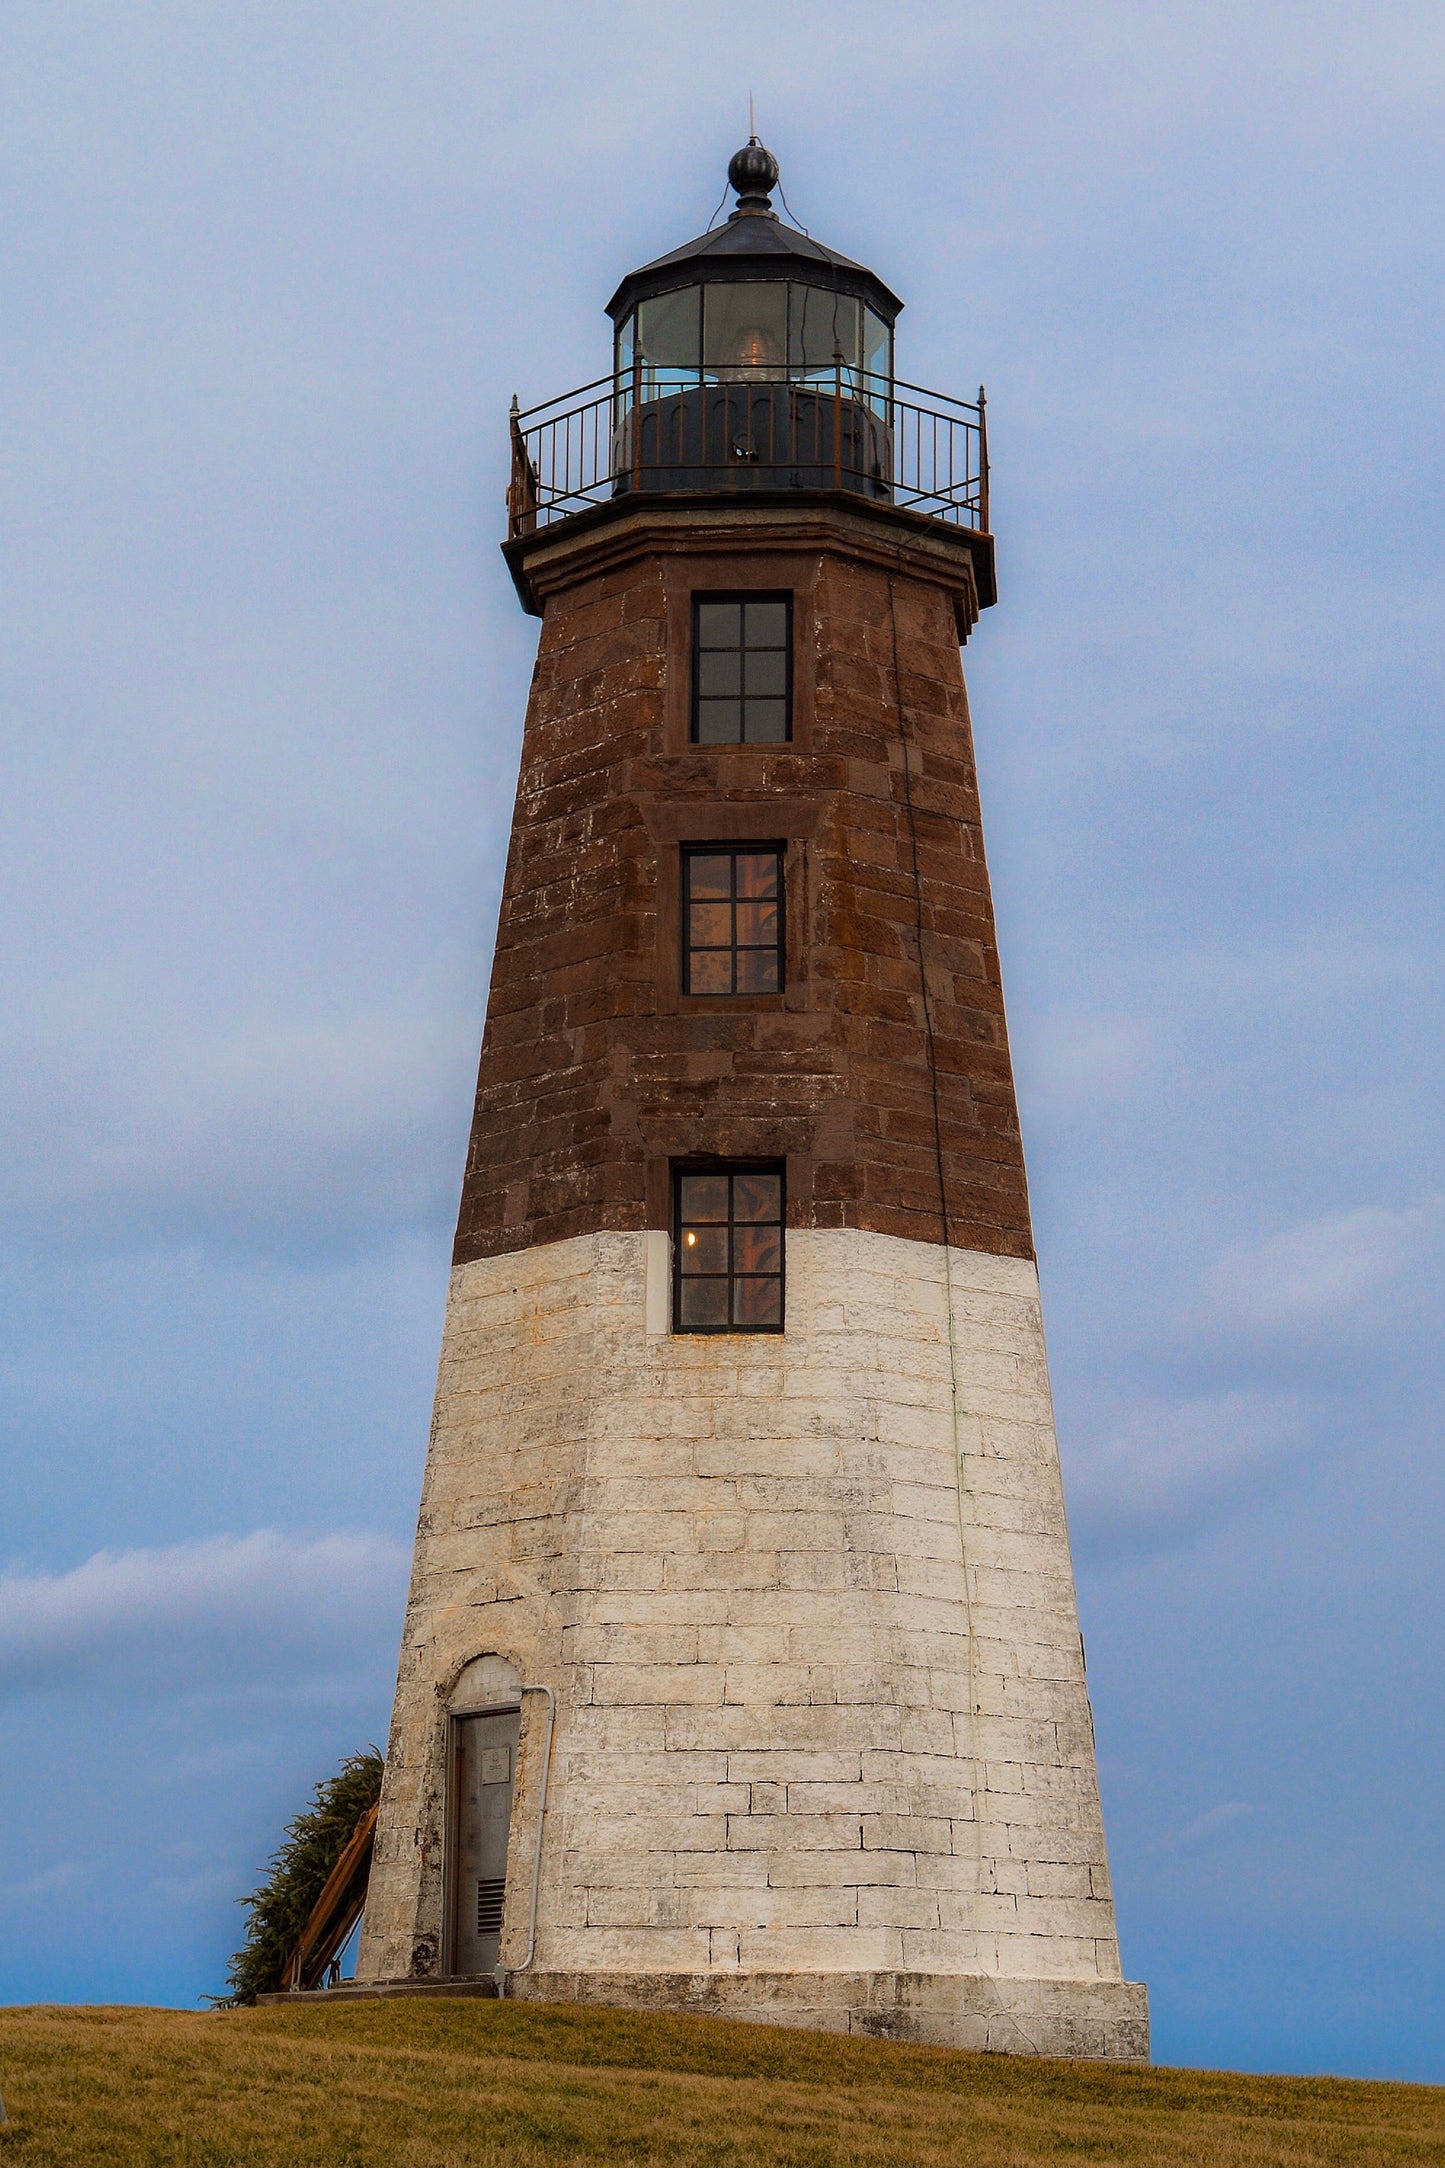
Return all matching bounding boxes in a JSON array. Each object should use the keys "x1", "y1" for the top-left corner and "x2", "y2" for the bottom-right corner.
[
  {"x1": 733, "y1": 900, "x2": 778, "y2": 949},
  {"x1": 679, "y1": 1174, "x2": 729, "y2": 1222},
  {"x1": 687, "y1": 854, "x2": 733, "y2": 899},
  {"x1": 689, "y1": 902, "x2": 732, "y2": 949},
  {"x1": 735, "y1": 949, "x2": 778, "y2": 994},
  {"x1": 688, "y1": 950, "x2": 733, "y2": 995},
  {"x1": 697, "y1": 701, "x2": 742, "y2": 744},
  {"x1": 735, "y1": 853, "x2": 778, "y2": 898},
  {"x1": 743, "y1": 650, "x2": 787, "y2": 697},
  {"x1": 674, "y1": 1166, "x2": 784, "y2": 1335},
  {"x1": 694, "y1": 597, "x2": 789, "y2": 745},
  {"x1": 734, "y1": 1224, "x2": 781, "y2": 1275},
  {"x1": 697, "y1": 650, "x2": 741, "y2": 697},
  {"x1": 733, "y1": 1276, "x2": 782, "y2": 1328},
  {"x1": 733, "y1": 1173, "x2": 781, "y2": 1223},
  {"x1": 744, "y1": 699, "x2": 787, "y2": 742},
  {"x1": 680, "y1": 1278, "x2": 730, "y2": 1329},
  {"x1": 679, "y1": 1225, "x2": 728, "y2": 1274},
  {"x1": 744, "y1": 601, "x2": 788, "y2": 647},
  {"x1": 696, "y1": 601, "x2": 741, "y2": 648}
]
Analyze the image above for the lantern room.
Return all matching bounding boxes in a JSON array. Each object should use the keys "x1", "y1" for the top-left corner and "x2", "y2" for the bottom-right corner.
[
  {"x1": 606, "y1": 140, "x2": 899, "y2": 499},
  {"x1": 504, "y1": 139, "x2": 990, "y2": 599},
  {"x1": 608, "y1": 141, "x2": 898, "y2": 404}
]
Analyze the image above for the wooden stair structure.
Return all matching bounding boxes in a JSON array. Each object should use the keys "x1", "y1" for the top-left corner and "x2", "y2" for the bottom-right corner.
[{"x1": 279, "y1": 1801, "x2": 378, "y2": 1993}]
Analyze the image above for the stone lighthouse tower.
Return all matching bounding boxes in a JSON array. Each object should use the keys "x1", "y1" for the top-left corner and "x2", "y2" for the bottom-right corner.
[{"x1": 356, "y1": 141, "x2": 1148, "y2": 2061}]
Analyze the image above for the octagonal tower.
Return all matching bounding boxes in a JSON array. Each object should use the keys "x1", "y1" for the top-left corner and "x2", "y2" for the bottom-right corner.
[{"x1": 356, "y1": 142, "x2": 1148, "y2": 2061}]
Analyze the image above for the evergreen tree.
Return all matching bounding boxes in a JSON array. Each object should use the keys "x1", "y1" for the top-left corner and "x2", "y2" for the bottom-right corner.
[{"x1": 217, "y1": 1747, "x2": 383, "y2": 2005}]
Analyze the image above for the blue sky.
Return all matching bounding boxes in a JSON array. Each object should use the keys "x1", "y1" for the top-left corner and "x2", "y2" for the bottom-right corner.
[{"x1": 2, "y1": 0, "x2": 1443, "y2": 2080}]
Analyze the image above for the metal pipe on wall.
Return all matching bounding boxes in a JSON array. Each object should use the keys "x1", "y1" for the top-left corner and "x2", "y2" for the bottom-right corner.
[{"x1": 497, "y1": 1682, "x2": 556, "y2": 1990}]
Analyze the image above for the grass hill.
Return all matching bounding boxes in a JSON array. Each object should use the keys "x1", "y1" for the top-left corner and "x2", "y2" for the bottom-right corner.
[{"x1": 2, "y1": 1997, "x2": 1443, "y2": 2167}]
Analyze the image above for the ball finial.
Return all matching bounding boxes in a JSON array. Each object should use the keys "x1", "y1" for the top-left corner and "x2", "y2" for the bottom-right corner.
[{"x1": 728, "y1": 139, "x2": 780, "y2": 215}]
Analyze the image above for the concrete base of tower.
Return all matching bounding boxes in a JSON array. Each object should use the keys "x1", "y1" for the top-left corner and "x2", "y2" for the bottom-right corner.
[{"x1": 497, "y1": 1968, "x2": 1150, "y2": 2063}]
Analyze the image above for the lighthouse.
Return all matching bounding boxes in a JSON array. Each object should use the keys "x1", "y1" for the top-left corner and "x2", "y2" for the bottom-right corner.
[{"x1": 356, "y1": 142, "x2": 1148, "y2": 2061}]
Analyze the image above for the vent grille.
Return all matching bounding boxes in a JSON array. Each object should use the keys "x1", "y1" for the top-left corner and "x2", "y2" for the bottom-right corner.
[{"x1": 476, "y1": 1878, "x2": 506, "y2": 1937}]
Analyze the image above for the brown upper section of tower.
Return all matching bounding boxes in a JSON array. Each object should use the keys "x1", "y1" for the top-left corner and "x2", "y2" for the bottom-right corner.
[{"x1": 457, "y1": 150, "x2": 1029, "y2": 1268}]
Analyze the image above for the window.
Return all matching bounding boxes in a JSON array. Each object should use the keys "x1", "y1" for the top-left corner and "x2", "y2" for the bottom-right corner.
[
  {"x1": 683, "y1": 846, "x2": 783, "y2": 994},
  {"x1": 674, "y1": 1166, "x2": 784, "y2": 1333},
  {"x1": 693, "y1": 595, "x2": 790, "y2": 744}
]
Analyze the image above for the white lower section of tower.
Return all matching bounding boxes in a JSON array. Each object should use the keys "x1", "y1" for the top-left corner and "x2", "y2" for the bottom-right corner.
[{"x1": 356, "y1": 1227, "x2": 1148, "y2": 2060}]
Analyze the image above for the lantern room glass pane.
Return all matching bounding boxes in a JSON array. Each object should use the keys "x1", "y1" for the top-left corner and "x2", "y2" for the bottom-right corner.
[
  {"x1": 789, "y1": 287, "x2": 861, "y2": 378},
  {"x1": 864, "y1": 308, "x2": 890, "y2": 378},
  {"x1": 863, "y1": 307, "x2": 892, "y2": 415},
  {"x1": 628, "y1": 289, "x2": 702, "y2": 402},
  {"x1": 703, "y1": 284, "x2": 788, "y2": 380},
  {"x1": 637, "y1": 288, "x2": 701, "y2": 368}
]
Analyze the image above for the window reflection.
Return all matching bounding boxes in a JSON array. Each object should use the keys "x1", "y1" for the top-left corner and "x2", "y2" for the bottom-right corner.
[{"x1": 620, "y1": 281, "x2": 892, "y2": 407}]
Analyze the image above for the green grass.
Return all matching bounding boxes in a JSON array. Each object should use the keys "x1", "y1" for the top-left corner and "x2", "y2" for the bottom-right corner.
[{"x1": 2, "y1": 1998, "x2": 1444, "y2": 2167}]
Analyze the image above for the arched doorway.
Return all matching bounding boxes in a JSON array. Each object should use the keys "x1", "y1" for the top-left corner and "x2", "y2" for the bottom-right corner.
[{"x1": 445, "y1": 1654, "x2": 522, "y2": 1977}]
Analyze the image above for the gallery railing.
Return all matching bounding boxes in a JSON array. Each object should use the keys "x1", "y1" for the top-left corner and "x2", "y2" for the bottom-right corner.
[{"x1": 506, "y1": 366, "x2": 988, "y2": 539}]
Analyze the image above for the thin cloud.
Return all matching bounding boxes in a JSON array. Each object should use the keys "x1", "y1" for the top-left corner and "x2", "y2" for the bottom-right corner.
[
  {"x1": 1155, "y1": 1802, "x2": 1257, "y2": 1853},
  {"x1": 0, "y1": 1001, "x2": 476, "y2": 1261},
  {"x1": 1203, "y1": 1198, "x2": 1445, "y2": 1338},
  {"x1": 1066, "y1": 1389, "x2": 1318, "y2": 1556},
  {"x1": 0, "y1": 1531, "x2": 409, "y2": 1699},
  {"x1": 1015, "y1": 1009, "x2": 1157, "y2": 1112},
  {"x1": 0, "y1": 1860, "x2": 89, "y2": 1906}
]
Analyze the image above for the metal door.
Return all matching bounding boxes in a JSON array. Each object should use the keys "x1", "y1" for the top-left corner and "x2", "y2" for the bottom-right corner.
[{"x1": 449, "y1": 1705, "x2": 520, "y2": 1975}]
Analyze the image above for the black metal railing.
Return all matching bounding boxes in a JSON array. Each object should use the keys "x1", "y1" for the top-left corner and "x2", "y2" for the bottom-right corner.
[{"x1": 507, "y1": 366, "x2": 989, "y2": 539}]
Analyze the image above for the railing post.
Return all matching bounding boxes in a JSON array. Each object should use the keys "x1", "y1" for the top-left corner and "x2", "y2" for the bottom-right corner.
[
  {"x1": 631, "y1": 351, "x2": 642, "y2": 490},
  {"x1": 978, "y1": 383, "x2": 989, "y2": 532},
  {"x1": 507, "y1": 394, "x2": 538, "y2": 538},
  {"x1": 832, "y1": 352, "x2": 842, "y2": 491}
]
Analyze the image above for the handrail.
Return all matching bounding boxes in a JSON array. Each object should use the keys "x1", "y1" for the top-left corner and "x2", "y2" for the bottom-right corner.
[
  {"x1": 496, "y1": 1681, "x2": 556, "y2": 1988},
  {"x1": 503, "y1": 366, "x2": 990, "y2": 541}
]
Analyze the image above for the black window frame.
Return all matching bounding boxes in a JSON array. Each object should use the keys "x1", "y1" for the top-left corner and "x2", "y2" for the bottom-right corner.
[
  {"x1": 672, "y1": 1162, "x2": 786, "y2": 1335},
  {"x1": 691, "y1": 592, "x2": 793, "y2": 746},
  {"x1": 681, "y1": 843, "x2": 786, "y2": 997}
]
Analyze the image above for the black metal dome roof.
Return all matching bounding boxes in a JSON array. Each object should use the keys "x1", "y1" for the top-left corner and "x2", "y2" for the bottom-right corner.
[{"x1": 605, "y1": 142, "x2": 904, "y2": 328}]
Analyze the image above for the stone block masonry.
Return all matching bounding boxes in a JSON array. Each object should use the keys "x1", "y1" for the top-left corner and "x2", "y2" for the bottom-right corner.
[
  {"x1": 357, "y1": 493, "x2": 1146, "y2": 2058},
  {"x1": 451, "y1": 507, "x2": 1033, "y2": 1270},
  {"x1": 356, "y1": 1225, "x2": 1147, "y2": 2060}
]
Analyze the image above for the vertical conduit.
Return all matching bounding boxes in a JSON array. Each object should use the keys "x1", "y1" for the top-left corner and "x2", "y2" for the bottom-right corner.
[
  {"x1": 496, "y1": 1682, "x2": 556, "y2": 1992},
  {"x1": 886, "y1": 572, "x2": 984, "y2": 1909},
  {"x1": 888, "y1": 566, "x2": 1044, "y2": 2057}
]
